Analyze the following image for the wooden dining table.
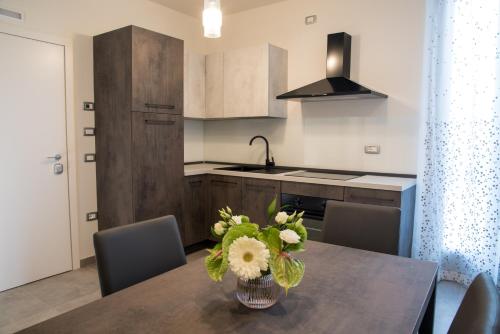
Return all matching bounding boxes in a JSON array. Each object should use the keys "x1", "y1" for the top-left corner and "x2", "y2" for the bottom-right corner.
[{"x1": 19, "y1": 241, "x2": 438, "y2": 334}]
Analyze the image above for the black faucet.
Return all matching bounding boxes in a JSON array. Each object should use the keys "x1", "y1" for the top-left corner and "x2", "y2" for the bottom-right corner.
[{"x1": 249, "y1": 135, "x2": 275, "y2": 168}]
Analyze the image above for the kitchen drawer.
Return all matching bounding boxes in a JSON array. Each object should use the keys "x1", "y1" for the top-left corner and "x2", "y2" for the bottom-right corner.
[
  {"x1": 344, "y1": 187, "x2": 401, "y2": 207},
  {"x1": 281, "y1": 182, "x2": 343, "y2": 201}
]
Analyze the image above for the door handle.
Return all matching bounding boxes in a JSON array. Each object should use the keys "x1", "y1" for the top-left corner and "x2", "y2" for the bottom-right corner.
[{"x1": 47, "y1": 154, "x2": 62, "y2": 161}]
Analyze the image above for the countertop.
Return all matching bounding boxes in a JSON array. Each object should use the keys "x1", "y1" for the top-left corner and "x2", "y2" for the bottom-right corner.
[{"x1": 184, "y1": 163, "x2": 416, "y2": 191}]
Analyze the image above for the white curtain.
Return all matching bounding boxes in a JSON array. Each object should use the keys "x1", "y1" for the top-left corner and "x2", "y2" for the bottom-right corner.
[{"x1": 413, "y1": 0, "x2": 500, "y2": 286}]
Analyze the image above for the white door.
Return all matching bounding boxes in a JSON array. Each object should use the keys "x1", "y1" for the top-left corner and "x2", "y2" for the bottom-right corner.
[{"x1": 0, "y1": 33, "x2": 72, "y2": 292}]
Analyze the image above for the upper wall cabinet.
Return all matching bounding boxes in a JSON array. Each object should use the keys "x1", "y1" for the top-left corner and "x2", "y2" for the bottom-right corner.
[
  {"x1": 131, "y1": 26, "x2": 183, "y2": 114},
  {"x1": 205, "y1": 52, "x2": 224, "y2": 119},
  {"x1": 184, "y1": 44, "x2": 288, "y2": 120},
  {"x1": 223, "y1": 44, "x2": 287, "y2": 118},
  {"x1": 184, "y1": 50, "x2": 205, "y2": 118}
]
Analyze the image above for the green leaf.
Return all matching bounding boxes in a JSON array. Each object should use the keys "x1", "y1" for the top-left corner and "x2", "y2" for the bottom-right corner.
[
  {"x1": 267, "y1": 197, "x2": 277, "y2": 222},
  {"x1": 205, "y1": 243, "x2": 226, "y2": 281},
  {"x1": 258, "y1": 227, "x2": 282, "y2": 256},
  {"x1": 269, "y1": 254, "x2": 305, "y2": 293}
]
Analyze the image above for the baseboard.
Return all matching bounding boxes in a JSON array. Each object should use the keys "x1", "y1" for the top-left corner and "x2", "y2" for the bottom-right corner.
[{"x1": 80, "y1": 256, "x2": 96, "y2": 267}]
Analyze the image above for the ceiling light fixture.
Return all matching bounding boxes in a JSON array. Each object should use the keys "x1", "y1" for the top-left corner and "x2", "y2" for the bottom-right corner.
[{"x1": 203, "y1": 0, "x2": 222, "y2": 38}]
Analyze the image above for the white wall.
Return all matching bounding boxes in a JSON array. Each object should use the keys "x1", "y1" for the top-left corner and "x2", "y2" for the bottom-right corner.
[
  {"x1": 203, "y1": 0, "x2": 425, "y2": 174},
  {"x1": 0, "y1": 0, "x2": 206, "y2": 260}
]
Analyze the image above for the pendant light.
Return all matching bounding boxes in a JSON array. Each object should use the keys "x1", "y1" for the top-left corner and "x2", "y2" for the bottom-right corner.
[{"x1": 203, "y1": 0, "x2": 222, "y2": 38}]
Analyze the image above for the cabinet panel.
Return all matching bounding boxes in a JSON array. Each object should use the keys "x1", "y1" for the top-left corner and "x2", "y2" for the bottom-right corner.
[
  {"x1": 281, "y1": 182, "x2": 344, "y2": 200},
  {"x1": 223, "y1": 45, "x2": 268, "y2": 118},
  {"x1": 205, "y1": 52, "x2": 224, "y2": 118},
  {"x1": 94, "y1": 27, "x2": 134, "y2": 230},
  {"x1": 132, "y1": 112, "x2": 183, "y2": 222},
  {"x1": 344, "y1": 187, "x2": 401, "y2": 208},
  {"x1": 183, "y1": 175, "x2": 208, "y2": 246},
  {"x1": 131, "y1": 26, "x2": 183, "y2": 114},
  {"x1": 208, "y1": 175, "x2": 242, "y2": 226},
  {"x1": 242, "y1": 178, "x2": 280, "y2": 227},
  {"x1": 184, "y1": 50, "x2": 205, "y2": 118}
]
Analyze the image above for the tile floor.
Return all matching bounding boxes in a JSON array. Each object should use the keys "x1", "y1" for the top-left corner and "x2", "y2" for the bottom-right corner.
[{"x1": 0, "y1": 251, "x2": 465, "y2": 334}]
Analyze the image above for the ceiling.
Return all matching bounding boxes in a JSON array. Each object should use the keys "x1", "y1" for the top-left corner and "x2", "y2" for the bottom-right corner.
[{"x1": 150, "y1": 0, "x2": 288, "y2": 17}]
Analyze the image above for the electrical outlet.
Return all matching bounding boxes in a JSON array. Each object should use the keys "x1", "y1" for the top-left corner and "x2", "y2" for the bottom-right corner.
[
  {"x1": 364, "y1": 145, "x2": 380, "y2": 154},
  {"x1": 83, "y1": 102, "x2": 94, "y2": 111},
  {"x1": 84, "y1": 153, "x2": 96, "y2": 162},
  {"x1": 86, "y1": 212, "x2": 98, "y2": 221},
  {"x1": 305, "y1": 15, "x2": 317, "y2": 25}
]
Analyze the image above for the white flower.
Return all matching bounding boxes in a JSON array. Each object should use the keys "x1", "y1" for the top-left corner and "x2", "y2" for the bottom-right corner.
[
  {"x1": 228, "y1": 236, "x2": 270, "y2": 280},
  {"x1": 214, "y1": 222, "x2": 226, "y2": 236},
  {"x1": 279, "y1": 229, "x2": 301, "y2": 244},
  {"x1": 275, "y1": 211, "x2": 289, "y2": 225},
  {"x1": 230, "y1": 215, "x2": 243, "y2": 225}
]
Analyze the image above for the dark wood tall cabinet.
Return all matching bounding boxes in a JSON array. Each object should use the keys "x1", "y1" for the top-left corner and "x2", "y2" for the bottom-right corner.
[{"x1": 94, "y1": 26, "x2": 184, "y2": 231}]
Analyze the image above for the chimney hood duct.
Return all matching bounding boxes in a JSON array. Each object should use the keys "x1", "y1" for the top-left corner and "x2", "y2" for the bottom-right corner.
[{"x1": 277, "y1": 33, "x2": 387, "y2": 102}]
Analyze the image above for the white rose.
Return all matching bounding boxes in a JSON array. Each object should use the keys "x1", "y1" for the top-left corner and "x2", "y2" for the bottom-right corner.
[
  {"x1": 230, "y1": 215, "x2": 242, "y2": 225},
  {"x1": 275, "y1": 211, "x2": 289, "y2": 225},
  {"x1": 214, "y1": 222, "x2": 226, "y2": 236},
  {"x1": 279, "y1": 229, "x2": 301, "y2": 244}
]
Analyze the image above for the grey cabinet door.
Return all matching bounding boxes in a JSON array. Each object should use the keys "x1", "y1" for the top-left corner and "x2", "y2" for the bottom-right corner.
[
  {"x1": 132, "y1": 112, "x2": 183, "y2": 223},
  {"x1": 183, "y1": 175, "x2": 208, "y2": 246},
  {"x1": 208, "y1": 175, "x2": 242, "y2": 226},
  {"x1": 131, "y1": 26, "x2": 183, "y2": 114},
  {"x1": 242, "y1": 178, "x2": 280, "y2": 227}
]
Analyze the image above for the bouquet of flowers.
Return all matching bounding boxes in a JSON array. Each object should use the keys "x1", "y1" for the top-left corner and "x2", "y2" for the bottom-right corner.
[{"x1": 205, "y1": 198, "x2": 306, "y2": 292}]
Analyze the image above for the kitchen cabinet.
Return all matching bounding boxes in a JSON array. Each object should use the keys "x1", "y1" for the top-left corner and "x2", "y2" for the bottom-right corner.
[
  {"x1": 131, "y1": 26, "x2": 183, "y2": 114},
  {"x1": 242, "y1": 178, "x2": 281, "y2": 227},
  {"x1": 223, "y1": 44, "x2": 287, "y2": 118},
  {"x1": 205, "y1": 52, "x2": 224, "y2": 119},
  {"x1": 208, "y1": 175, "x2": 242, "y2": 226},
  {"x1": 281, "y1": 181, "x2": 344, "y2": 200},
  {"x1": 184, "y1": 49, "x2": 205, "y2": 119},
  {"x1": 183, "y1": 175, "x2": 208, "y2": 246},
  {"x1": 132, "y1": 112, "x2": 183, "y2": 222},
  {"x1": 94, "y1": 26, "x2": 184, "y2": 231},
  {"x1": 344, "y1": 187, "x2": 401, "y2": 207}
]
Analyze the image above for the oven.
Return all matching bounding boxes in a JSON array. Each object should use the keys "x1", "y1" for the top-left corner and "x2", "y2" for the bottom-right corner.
[{"x1": 281, "y1": 193, "x2": 328, "y2": 242}]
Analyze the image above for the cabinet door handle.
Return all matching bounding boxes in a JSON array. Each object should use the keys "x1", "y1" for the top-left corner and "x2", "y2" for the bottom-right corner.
[
  {"x1": 212, "y1": 180, "x2": 238, "y2": 186},
  {"x1": 144, "y1": 119, "x2": 176, "y2": 126},
  {"x1": 349, "y1": 195, "x2": 395, "y2": 203},
  {"x1": 145, "y1": 103, "x2": 175, "y2": 110},
  {"x1": 246, "y1": 184, "x2": 277, "y2": 191}
]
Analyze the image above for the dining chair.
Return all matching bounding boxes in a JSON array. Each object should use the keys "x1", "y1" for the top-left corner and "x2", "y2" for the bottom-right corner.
[
  {"x1": 322, "y1": 200, "x2": 401, "y2": 255},
  {"x1": 448, "y1": 272, "x2": 500, "y2": 334},
  {"x1": 93, "y1": 215, "x2": 187, "y2": 296}
]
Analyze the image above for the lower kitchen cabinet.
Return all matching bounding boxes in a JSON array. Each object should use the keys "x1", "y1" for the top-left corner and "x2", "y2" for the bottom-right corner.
[
  {"x1": 208, "y1": 175, "x2": 242, "y2": 226},
  {"x1": 183, "y1": 175, "x2": 208, "y2": 246},
  {"x1": 242, "y1": 178, "x2": 280, "y2": 227}
]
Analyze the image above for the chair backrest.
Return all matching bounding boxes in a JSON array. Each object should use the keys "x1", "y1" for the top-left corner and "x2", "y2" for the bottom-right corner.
[
  {"x1": 93, "y1": 215, "x2": 187, "y2": 296},
  {"x1": 449, "y1": 273, "x2": 500, "y2": 334},
  {"x1": 322, "y1": 200, "x2": 401, "y2": 255}
]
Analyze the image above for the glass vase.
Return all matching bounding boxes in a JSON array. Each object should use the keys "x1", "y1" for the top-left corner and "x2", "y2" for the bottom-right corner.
[{"x1": 235, "y1": 273, "x2": 281, "y2": 309}]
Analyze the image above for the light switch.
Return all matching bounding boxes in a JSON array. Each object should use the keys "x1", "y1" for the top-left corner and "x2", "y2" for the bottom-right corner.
[
  {"x1": 83, "y1": 127, "x2": 95, "y2": 136},
  {"x1": 84, "y1": 153, "x2": 96, "y2": 162},
  {"x1": 364, "y1": 145, "x2": 380, "y2": 154},
  {"x1": 305, "y1": 15, "x2": 317, "y2": 25},
  {"x1": 86, "y1": 212, "x2": 98, "y2": 221}
]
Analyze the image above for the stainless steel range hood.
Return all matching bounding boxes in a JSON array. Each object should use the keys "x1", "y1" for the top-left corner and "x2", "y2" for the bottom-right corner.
[{"x1": 276, "y1": 33, "x2": 388, "y2": 102}]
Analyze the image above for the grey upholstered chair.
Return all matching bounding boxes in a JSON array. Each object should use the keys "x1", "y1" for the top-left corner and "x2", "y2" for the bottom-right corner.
[
  {"x1": 322, "y1": 200, "x2": 401, "y2": 255},
  {"x1": 93, "y1": 215, "x2": 186, "y2": 296},
  {"x1": 448, "y1": 273, "x2": 500, "y2": 334}
]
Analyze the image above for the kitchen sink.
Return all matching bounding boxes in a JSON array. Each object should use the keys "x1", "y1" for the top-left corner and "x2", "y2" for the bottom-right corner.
[{"x1": 216, "y1": 166, "x2": 294, "y2": 174}]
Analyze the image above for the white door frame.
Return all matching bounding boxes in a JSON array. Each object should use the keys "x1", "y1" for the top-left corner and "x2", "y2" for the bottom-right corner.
[{"x1": 0, "y1": 24, "x2": 81, "y2": 269}]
